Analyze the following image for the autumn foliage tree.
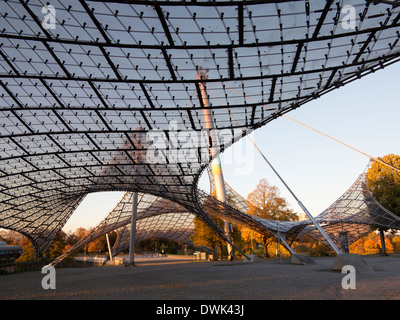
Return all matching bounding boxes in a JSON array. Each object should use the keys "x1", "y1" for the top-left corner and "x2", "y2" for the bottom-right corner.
[
  {"x1": 0, "y1": 230, "x2": 35, "y2": 262},
  {"x1": 0, "y1": 227, "x2": 118, "y2": 262},
  {"x1": 245, "y1": 178, "x2": 299, "y2": 257},
  {"x1": 87, "y1": 235, "x2": 107, "y2": 254},
  {"x1": 350, "y1": 232, "x2": 397, "y2": 255},
  {"x1": 191, "y1": 185, "x2": 246, "y2": 259},
  {"x1": 367, "y1": 154, "x2": 400, "y2": 255},
  {"x1": 190, "y1": 216, "x2": 225, "y2": 258},
  {"x1": 367, "y1": 154, "x2": 400, "y2": 217}
]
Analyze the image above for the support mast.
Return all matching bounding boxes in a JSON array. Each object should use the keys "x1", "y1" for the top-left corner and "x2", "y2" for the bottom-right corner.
[
  {"x1": 128, "y1": 191, "x2": 139, "y2": 265},
  {"x1": 197, "y1": 71, "x2": 234, "y2": 257}
]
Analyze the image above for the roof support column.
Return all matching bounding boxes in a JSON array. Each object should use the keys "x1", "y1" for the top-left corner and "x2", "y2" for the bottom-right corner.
[
  {"x1": 275, "y1": 232, "x2": 295, "y2": 256},
  {"x1": 197, "y1": 71, "x2": 234, "y2": 258},
  {"x1": 249, "y1": 140, "x2": 342, "y2": 255},
  {"x1": 106, "y1": 233, "x2": 113, "y2": 263},
  {"x1": 379, "y1": 229, "x2": 387, "y2": 256},
  {"x1": 128, "y1": 191, "x2": 139, "y2": 266}
]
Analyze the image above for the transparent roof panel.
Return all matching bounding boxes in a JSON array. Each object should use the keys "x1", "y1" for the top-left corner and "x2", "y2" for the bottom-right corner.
[{"x1": 1, "y1": 0, "x2": 400, "y2": 257}]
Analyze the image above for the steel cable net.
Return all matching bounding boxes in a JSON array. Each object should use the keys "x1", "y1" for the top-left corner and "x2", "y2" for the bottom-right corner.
[
  {"x1": 50, "y1": 166, "x2": 240, "y2": 265},
  {"x1": 1, "y1": 0, "x2": 400, "y2": 257},
  {"x1": 50, "y1": 191, "x2": 192, "y2": 265},
  {"x1": 300, "y1": 172, "x2": 400, "y2": 248},
  {"x1": 52, "y1": 166, "x2": 400, "y2": 266}
]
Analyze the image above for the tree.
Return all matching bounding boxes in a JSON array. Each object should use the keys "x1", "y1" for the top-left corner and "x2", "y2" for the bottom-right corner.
[
  {"x1": 247, "y1": 179, "x2": 298, "y2": 221},
  {"x1": 391, "y1": 234, "x2": 400, "y2": 253},
  {"x1": 363, "y1": 236, "x2": 380, "y2": 255},
  {"x1": 73, "y1": 227, "x2": 89, "y2": 240},
  {"x1": 367, "y1": 154, "x2": 400, "y2": 217},
  {"x1": 191, "y1": 189, "x2": 243, "y2": 259},
  {"x1": 0, "y1": 230, "x2": 36, "y2": 262},
  {"x1": 349, "y1": 232, "x2": 397, "y2": 255},
  {"x1": 367, "y1": 154, "x2": 400, "y2": 255},
  {"x1": 16, "y1": 235, "x2": 36, "y2": 262},
  {"x1": 190, "y1": 216, "x2": 225, "y2": 259},
  {"x1": 246, "y1": 178, "x2": 299, "y2": 257},
  {"x1": 44, "y1": 230, "x2": 68, "y2": 260},
  {"x1": 87, "y1": 235, "x2": 106, "y2": 254}
]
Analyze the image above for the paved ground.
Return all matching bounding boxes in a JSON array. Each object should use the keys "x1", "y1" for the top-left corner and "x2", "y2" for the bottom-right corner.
[{"x1": 1, "y1": 255, "x2": 399, "y2": 300}]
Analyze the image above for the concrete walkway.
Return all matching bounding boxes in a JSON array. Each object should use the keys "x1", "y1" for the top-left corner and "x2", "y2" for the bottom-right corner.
[{"x1": 0, "y1": 255, "x2": 399, "y2": 300}]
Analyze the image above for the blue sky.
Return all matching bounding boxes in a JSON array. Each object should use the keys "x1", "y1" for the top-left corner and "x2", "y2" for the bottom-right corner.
[{"x1": 63, "y1": 62, "x2": 400, "y2": 232}]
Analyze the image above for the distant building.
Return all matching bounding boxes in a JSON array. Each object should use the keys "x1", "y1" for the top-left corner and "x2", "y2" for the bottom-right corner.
[{"x1": 0, "y1": 241, "x2": 23, "y2": 274}]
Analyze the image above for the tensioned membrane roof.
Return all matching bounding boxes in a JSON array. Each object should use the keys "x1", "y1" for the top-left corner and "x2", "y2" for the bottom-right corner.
[
  {"x1": 1, "y1": 0, "x2": 400, "y2": 256},
  {"x1": 49, "y1": 165, "x2": 400, "y2": 267}
]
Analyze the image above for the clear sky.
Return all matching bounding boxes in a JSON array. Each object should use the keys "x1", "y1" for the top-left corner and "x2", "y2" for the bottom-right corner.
[{"x1": 63, "y1": 62, "x2": 400, "y2": 233}]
